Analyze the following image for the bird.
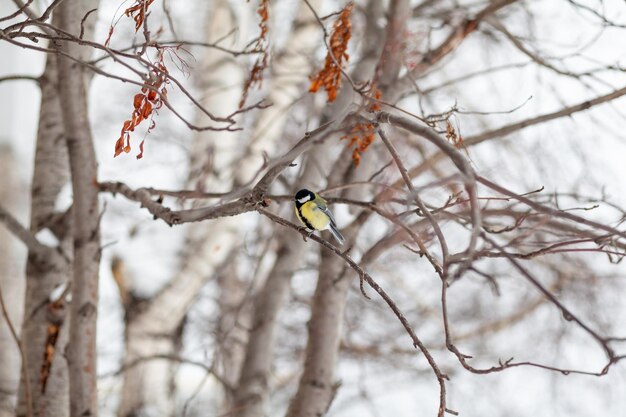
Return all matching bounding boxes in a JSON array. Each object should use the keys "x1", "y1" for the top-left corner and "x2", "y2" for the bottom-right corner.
[{"x1": 294, "y1": 188, "x2": 345, "y2": 245}]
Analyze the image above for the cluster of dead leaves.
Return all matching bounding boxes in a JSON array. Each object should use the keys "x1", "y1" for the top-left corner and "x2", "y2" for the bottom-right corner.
[
  {"x1": 114, "y1": 52, "x2": 169, "y2": 159},
  {"x1": 445, "y1": 120, "x2": 464, "y2": 148},
  {"x1": 309, "y1": 2, "x2": 353, "y2": 102},
  {"x1": 105, "y1": 0, "x2": 155, "y2": 47},
  {"x1": 342, "y1": 122, "x2": 376, "y2": 167},
  {"x1": 341, "y1": 87, "x2": 382, "y2": 166},
  {"x1": 125, "y1": 0, "x2": 155, "y2": 31},
  {"x1": 106, "y1": 0, "x2": 169, "y2": 159},
  {"x1": 240, "y1": 0, "x2": 270, "y2": 108}
]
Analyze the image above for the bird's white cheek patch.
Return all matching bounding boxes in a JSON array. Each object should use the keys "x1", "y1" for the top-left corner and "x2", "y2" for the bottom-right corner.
[{"x1": 298, "y1": 196, "x2": 311, "y2": 203}]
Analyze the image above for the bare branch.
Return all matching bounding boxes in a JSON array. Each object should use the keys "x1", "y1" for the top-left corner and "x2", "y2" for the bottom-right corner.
[
  {"x1": 389, "y1": 0, "x2": 520, "y2": 100},
  {"x1": 0, "y1": 283, "x2": 32, "y2": 417},
  {"x1": 465, "y1": 85, "x2": 626, "y2": 147},
  {"x1": 377, "y1": 125, "x2": 449, "y2": 270},
  {"x1": 0, "y1": 74, "x2": 40, "y2": 84},
  {"x1": 0, "y1": 204, "x2": 63, "y2": 268},
  {"x1": 4, "y1": 0, "x2": 36, "y2": 22},
  {"x1": 258, "y1": 208, "x2": 451, "y2": 417},
  {"x1": 376, "y1": 111, "x2": 482, "y2": 275},
  {"x1": 477, "y1": 176, "x2": 626, "y2": 241},
  {"x1": 99, "y1": 120, "x2": 337, "y2": 225},
  {"x1": 100, "y1": 354, "x2": 232, "y2": 391}
]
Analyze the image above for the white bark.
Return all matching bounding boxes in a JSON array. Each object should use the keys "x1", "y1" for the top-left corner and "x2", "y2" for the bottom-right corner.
[
  {"x1": 230, "y1": 3, "x2": 327, "y2": 415},
  {"x1": 286, "y1": 2, "x2": 401, "y2": 415},
  {"x1": 284, "y1": 247, "x2": 351, "y2": 417},
  {"x1": 117, "y1": 1, "x2": 251, "y2": 415},
  {"x1": 118, "y1": 326, "x2": 178, "y2": 417},
  {"x1": 186, "y1": 0, "x2": 252, "y2": 403},
  {"x1": 232, "y1": 239, "x2": 305, "y2": 417},
  {"x1": 0, "y1": 146, "x2": 26, "y2": 417},
  {"x1": 17, "y1": 55, "x2": 73, "y2": 417},
  {"x1": 57, "y1": 1, "x2": 101, "y2": 416},
  {"x1": 17, "y1": 2, "x2": 98, "y2": 416},
  {"x1": 235, "y1": 0, "x2": 324, "y2": 185}
]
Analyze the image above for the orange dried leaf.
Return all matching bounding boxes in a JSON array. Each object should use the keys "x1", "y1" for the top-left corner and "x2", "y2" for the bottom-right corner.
[
  {"x1": 368, "y1": 87, "x2": 382, "y2": 112},
  {"x1": 142, "y1": 102, "x2": 153, "y2": 118},
  {"x1": 341, "y1": 120, "x2": 376, "y2": 167},
  {"x1": 328, "y1": 88, "x2": 338, "y2": 102},
  {"x1": 114, "y1": 137, "x2": 125, "y2": 157},
  {"x1": 40, "y1": 322, "x2": 61, "y2": 393},
  {"x1": 113, "y1": 49, "x2": 170, "y2": 159},
  {"x1": 132, "y1": 112, "x2": 142, "y2": 126},
  {"x1": 309, "y1": 2, "x2": 353, "y2": 103},
  {"x1": 240, "y1": 0, "x2": 270, "y2": 108},
  {"x1": 445, "y1": 120, "x2": 463, "y2": 148},
  {"x1": 136, "y1": 140, "x2": 145, "y2": 160},
  {"x1": 123, "y1": 0, "x2": 155, "y2": 32},
  {"x1": 133, "y1": 94, "x2": 144, "y2": 109},
  {"x1": 309, "y1": 78, "x2": 322, "y2": 93}
]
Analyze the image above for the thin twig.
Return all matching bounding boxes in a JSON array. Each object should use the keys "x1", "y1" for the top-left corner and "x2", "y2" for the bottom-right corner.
[
  {"x1": 258, "y1": 207, "x2": 450, "y2": 417},
  {"x1": 0, "y1": 283, "x2": 33, "y2": 417}
]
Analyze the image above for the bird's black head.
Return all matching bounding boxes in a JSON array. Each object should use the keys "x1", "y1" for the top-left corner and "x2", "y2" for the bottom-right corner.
[{"x1": 295, "y1": 189, "x2": 315, "y2": 206}]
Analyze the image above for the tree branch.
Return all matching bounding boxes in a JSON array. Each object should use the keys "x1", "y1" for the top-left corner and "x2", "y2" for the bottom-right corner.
[
  {"x1": 0, "y1": 204, "x2": 63, "y2": 267},
  {"x1": 464, "y1": 85, "x2": 626, "y2": 147},
  {"x1": 99, "y1": 120, "x2": 337, "y2": 225},
  {"x1": 0, "y1": 283, "x2": 32, "y2": 417},
  {"x1": 258, "y1": 207, "x2": 451, "y2": 417},
  {"x1": 376, "y1": 111, "x2": 482, "y2": 276},
  {"x1": 0, "y1": 74, "x2": 40, "y2": 84}
]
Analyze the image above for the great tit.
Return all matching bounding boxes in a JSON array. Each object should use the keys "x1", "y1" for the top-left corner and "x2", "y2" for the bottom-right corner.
[{"x1": 294, "y1": 189, "x2": 345, "y2": 245}]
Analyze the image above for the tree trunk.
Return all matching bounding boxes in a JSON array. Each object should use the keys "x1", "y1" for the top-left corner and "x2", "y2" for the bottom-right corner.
[
  {"x1": 17, "y1": 54, "x2": 73, "y2": 417},
  {"x1": 56, "y1": 1, "x2": 101, "y2": 416},
  {"x1": 116, "y1": 1, "x2": 250, "y2": 415},
  {"x1": 284, "y1": 247, "x2": 351, "y2": 417},
  {"x1": 232, "y1": 239, "x2": 304, "y2": 417},
  {"x1": 235, "y1": 0, "x2": 324, "y2": 185},
  {"x1": 285, "y1": 1, "x2": 405, "y2": 415},
  {"x1": 114, "y1": 256, "x2": 185, "y2": 417},
  {"x1": 0, "y1": 146, "x2": 26, "y2": 417},
  {"x1": 231, "y1": 2, "x2": 325, "y2": 415},
  {"x1": 189, "y1": 1, "x2": 252, "y2": 407},
  {"x1": 17, "y1": 1, "x2": 98, "y2": 415}
]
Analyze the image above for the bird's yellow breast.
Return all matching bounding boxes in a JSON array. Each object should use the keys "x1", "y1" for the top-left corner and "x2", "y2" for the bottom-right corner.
[{"x1": 296, "y1": 201, "x2": 330, "y2": 230}]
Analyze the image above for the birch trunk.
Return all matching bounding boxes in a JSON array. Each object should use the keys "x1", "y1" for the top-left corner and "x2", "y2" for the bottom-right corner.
[
  {"x1": 232, "y1": 240, "x2": 304, "y2": 417},
  {"x1": 284, "y1": 245, "x2": 352, "y2": 417},
  {"x1": 17, "y1": 2, "x2": 98, "y2": 416},
  {"x1": 17, "y1": 54, "x2": 73, "y2": 417},
  {"x1": 231, "y1": 3, "x2": 324, "y2": 415},
  {"x1": 117, "y1": 1, "x2": 250, "y2": 415},
  {"x1": 0, "y1": 146, "x2": 26, "y2": 417},
  {"x1": 285, "y1": 1, "x2": 406, "y2": 415},
  {"x1": 233, "y1": 141, "x2": 348, "y2": 417},
  {"x1": 235, "y1": 0, "x2": 324, "y2": 185},
  {"x1": 56, "y1": 1, "x2": 101, "y2": 416},
  {"x1": 187, "y1": 0, "x2": 251, "y2": 405}
]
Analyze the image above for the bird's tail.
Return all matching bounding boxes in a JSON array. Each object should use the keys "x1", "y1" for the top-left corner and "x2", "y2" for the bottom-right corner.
[{"x1": 328, "y1": 224, "x2": 345, "y2": 245}]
